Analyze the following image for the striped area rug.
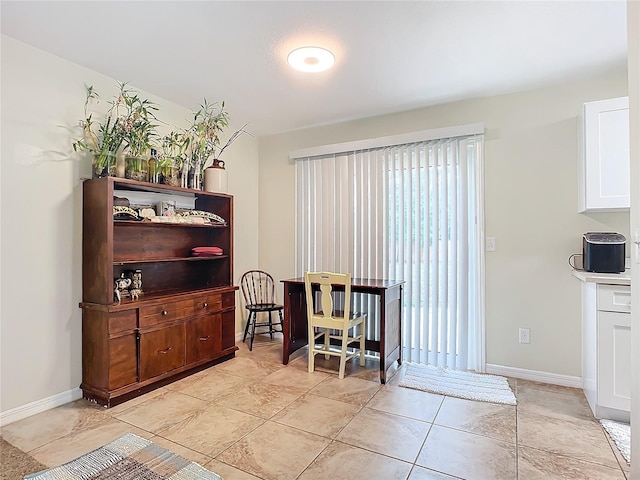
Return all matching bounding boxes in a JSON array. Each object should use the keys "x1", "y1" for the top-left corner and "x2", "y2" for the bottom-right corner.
[
  {"x1": 25, "y1": 433, "x2": 222, "y2": 479},
  {"x1": 398, "y1": 363, "x2": 517, "y2": 405}
]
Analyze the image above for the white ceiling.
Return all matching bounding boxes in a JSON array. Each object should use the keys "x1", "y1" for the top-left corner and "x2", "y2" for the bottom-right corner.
[{"x1": 1, "y1": 1, "x2": 628, "y2": 136}]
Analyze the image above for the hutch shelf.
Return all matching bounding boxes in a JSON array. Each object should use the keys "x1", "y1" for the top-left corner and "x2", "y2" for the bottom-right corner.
[{"x1": 80, "y1": 177, "x2": 238, "y2": 407}]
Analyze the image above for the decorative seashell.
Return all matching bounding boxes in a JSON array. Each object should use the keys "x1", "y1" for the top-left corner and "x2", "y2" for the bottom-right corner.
[
  {"x1": 176, "y1": 210, "x2": 226, "y2": 225},
  {"x1": 113, "y1": 206, "x2": 139, "y2": 219}
]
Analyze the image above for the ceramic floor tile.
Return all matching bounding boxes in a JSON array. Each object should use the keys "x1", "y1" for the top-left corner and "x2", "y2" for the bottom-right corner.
[
  {"x1": 28, "y1": 417, "x2": 153, "y2": 467},
  {"x1": 336, "y1": 407, "x2": 431, "y2": 462},
  {"x1": 518, "y1": 445, "x2": 626, "y2": 480},
  {"x1": 407, "y1": 466, "x2": 460, "y2": 479},
  {"x1": 216, "y1": 381, "x2": 304, "y2": 419},
  {"x1": 161, "y1": 368, "x2": 212, "y2": 391},
  {"x1": 416, "y1": 424, "x2": 516, "y2": 479},
  {"x1": 166, "y1": 370, "x2": 252, "y2": 401},
  {"x1": 289, "y1": 350, "x2": 385, "y2": 382},
  {"x1": 262, "y1": 363, "x2": 329, "y2": 390},
  {"x1": 236, "y1": 336, "x2": 284, "y2": 358},
  {"x1": 346, "y1": 356, "x2": 389, "y2": 383},
  {"x1": 111, "y1": 390, "x2": 209, "y2": 433},
  {"x1": 434, "y1": 396, "x2": 516, "y2": 443},
  {"x1": 105, "y1": 387, "x2": 167, "y2": 415},
  {"x1": 0, "y1": 399, "x2": 109, "y2": 452},
  {"x1": 517, "y1": 410, "x2": 619, "y2": 468},
  {"x1": 297, "y1": 440, "x2": 413, "y2": 480},
  {"x1": 148, "y1": 435, "x2": 212, "y2": 465},
  {"x1": 387, "y1": 362, "x2": 410, "y2": 383},
  {"x1": 204, "y1": 459, "x2": 263, "y2": 480},
  {"x1": 367, "y1": 384, "x2": 444, "y2": 423},
  {"x1": 4, "y1": 365, "x2": 627, "y2": 480},
  {"x1": 158, "y1": 403, "x2": 264, "y2": 456},
  {"x1": 516, "y1": 379, "x2": 587, "y2": 396},
  {"x1": 517, "y1": 383, "x2": 594, "y2": 423},
  {"x1": 309, "y1": 375, "x2": 382, "y2": 406},
  {"x1": 272, "y1": 393, "x2": 361, "y2": 438},
  {"x1": 216, "y1": 420, "x2": 331, "y2": 480},
  {"x1": 212, "y1": 353, "x2": 285, "y2": 380}
]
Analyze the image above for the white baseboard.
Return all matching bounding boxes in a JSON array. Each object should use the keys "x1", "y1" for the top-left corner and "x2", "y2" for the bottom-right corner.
[
  {"x1": 485, "y1": 363, "x2": 582, "y2": 389},
  {"x1": 0, "y1": 388, "x2": 83, "y2": 427}
]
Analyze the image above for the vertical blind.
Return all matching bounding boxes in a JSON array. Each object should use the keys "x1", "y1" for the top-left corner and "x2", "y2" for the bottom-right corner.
[{"x1": 295, "y1": 133, "x2": 484, "y2": 371}]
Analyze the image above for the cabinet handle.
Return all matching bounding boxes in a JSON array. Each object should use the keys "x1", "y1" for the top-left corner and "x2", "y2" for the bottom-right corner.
[
  {"x1": 203, "y1": 302, "x2": 208, "y2": 308},
  {"x1": 162, "y1": 310, "x2": 168, "y2": 316},
  {"x1": 199, "y1": 336, "x2": 210, "y2": 341},
  {"x1": 158, "y1": 347, "x2": 172, "y2": 354}
]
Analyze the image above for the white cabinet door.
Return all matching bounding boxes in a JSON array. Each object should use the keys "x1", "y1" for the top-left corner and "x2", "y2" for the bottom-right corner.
[
  {"x1": 597, "y1": 310, "x2": 631, "y2": 411},
  {"x1": 579, "y1": 96, "x2": 630, "y2": 212}
]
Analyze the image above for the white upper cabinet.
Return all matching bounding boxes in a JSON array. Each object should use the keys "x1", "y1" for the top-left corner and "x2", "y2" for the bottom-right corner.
[{"x1": 578, "y1": 96, "x2": 630, "y2": 212}]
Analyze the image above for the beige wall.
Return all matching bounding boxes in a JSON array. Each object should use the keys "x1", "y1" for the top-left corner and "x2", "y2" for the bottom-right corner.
[
  {"x1": 0, "y1": 36, "x2": 259, "y2": 413},
  {"x1": 258, "y1": 71, "x2": 629, "y2": 378}
]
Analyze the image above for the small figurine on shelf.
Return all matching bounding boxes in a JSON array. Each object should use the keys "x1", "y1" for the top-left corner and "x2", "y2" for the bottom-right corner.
[
  {"x1": 128, "y1": 269, "x2": 143, "y2": 300},
  {"x1": 114, "y1": 274, "x2": 132, "y2": 303}
]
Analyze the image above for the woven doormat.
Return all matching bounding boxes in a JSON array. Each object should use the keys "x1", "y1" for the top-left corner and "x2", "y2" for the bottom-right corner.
[
  {"x1": 398, "y1": 363, "x2": 517, "y2": 405},
  {"x1": 601, "y1": 419, "x2": 630, "y2": 464},
  {"x1": 25, "y1": 433, "x2": 222, "y2": 479}
]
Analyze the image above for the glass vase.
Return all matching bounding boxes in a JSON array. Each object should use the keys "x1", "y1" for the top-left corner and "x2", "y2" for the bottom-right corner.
[
  {"x1": 124, "y1": 155, "x2": 148, "y2": 182},
  {"x1": 92, "y1": 152, "x2": 117, "y2": 178},
  {"x1": 159, "y1": 158, "x2": 180, "y2": 187}
]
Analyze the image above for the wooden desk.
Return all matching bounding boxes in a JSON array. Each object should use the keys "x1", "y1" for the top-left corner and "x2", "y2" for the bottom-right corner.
[{"x1": 281, "y1": 277, "x2": 404, "y2": 384}]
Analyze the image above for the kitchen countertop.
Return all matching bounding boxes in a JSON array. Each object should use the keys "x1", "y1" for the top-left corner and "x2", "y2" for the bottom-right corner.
[{"x1": 572, "y1": 269, "x2": 631, "y2": 286}]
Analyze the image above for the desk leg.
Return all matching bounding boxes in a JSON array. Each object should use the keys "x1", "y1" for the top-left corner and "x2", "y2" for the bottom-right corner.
[
  {"x1": 283, "y1": 284, "x2": 292, "y2": 365},
  {"x1": 282, "y1": 282, "x2": 308, "y2": 365},
  {"x1": 379, "y1": 289, "x2": 387, "y2": 384},
  {"x1": 380, "y1": 284, "x2": 403, "y2": 384}
]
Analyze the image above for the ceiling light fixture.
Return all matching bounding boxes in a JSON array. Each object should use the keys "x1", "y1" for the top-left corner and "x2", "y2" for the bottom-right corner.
[{"x1": 287, "y1": 46, "x2": 335, "y2": 72}]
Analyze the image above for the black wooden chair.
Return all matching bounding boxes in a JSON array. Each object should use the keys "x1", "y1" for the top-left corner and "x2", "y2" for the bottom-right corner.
[{"x1": 240, "y1": 270, "x2": 284, "y2": 351}]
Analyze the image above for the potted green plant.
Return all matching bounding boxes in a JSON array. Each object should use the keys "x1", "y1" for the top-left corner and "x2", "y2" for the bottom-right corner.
[
  {"x1": 186, "y1": 99, "x2": 249, "y2": 190},
  {"x1": 73, "y1": 82, "x2": 158, "y2": 180},
  {"x1": 159, "y1": 131, "x2": 188, "y2": 187},
  {"x1": 73, "y1": 85, "x2": 124, "y2": 178},
  {"x1": 120, "y1": 85, "x2": 158, "y2": 182}
]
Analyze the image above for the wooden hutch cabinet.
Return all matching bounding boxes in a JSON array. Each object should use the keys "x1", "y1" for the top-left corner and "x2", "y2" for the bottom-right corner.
[{"x1": 80, "y1": 177, "x2": 238, "y2": 407}]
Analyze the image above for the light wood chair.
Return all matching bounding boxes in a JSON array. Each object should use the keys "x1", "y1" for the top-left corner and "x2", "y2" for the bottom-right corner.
[{"x1": 304, "y1": 271, "x2": 366, "y2": 379}]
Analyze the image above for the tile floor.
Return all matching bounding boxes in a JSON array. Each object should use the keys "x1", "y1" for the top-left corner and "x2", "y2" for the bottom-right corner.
[{"x1": 1, "y1": 337, "x2": 630, "y2": 480}]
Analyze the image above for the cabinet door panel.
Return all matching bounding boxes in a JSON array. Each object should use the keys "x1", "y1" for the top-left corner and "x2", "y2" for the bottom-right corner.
[
  {"x1": 221, "y1": 310, "x2": 236, "y2": 351},
  {"x1": 582, "y1": 97, "x2": 630, "y2": 211},
  {"x1": 598, "y1": 311, "x2": 631, "y2": 410},
  {"x1": 187, "y1": 315, "x2": 222, "y2": 364},
  {"x1": 140, "y1": 324, "x2": 185, "y2": 381},
  {"x1": 109, "y1": 334, "x2": 138, "y2": 389}
]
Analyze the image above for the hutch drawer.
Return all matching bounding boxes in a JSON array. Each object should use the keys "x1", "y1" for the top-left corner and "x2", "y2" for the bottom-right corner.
[
  {"x1": 139, "y1": 299, "x2": 195, "y2": 327},
  {"x1": 140, "y1": 323, "x2": 186, "y2": 380}
]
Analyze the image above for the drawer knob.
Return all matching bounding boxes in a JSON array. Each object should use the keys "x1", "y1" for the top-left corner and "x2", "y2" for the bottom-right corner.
[
  {"x1": 158, "y1": 347, "x2": 172, "y2": 354},
  {"x1": 203, "y1": 302, "x2": 208, "y2": 308},
  {"x1": 162, "y1": 310, "x2": 168, "y2": 316},
  {"x1": 199, "y1": 335, "x2": 210, "y2": 341}
]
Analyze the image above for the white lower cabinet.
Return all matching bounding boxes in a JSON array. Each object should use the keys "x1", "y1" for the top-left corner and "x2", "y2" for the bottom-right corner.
[{"x1": 582, "y1": 283, "x2": 631, "y2": 422}]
